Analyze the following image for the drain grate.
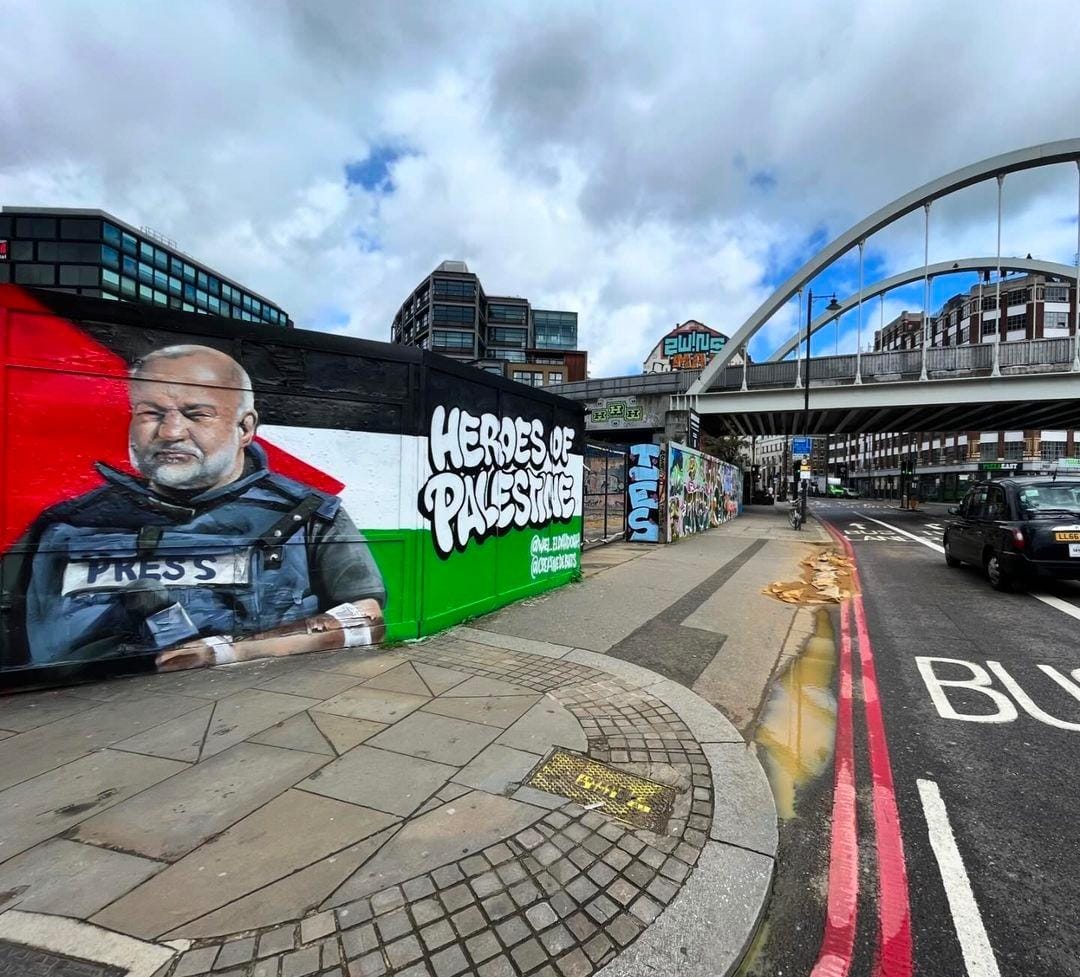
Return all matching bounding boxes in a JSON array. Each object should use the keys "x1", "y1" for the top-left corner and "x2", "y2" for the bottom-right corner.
[
  {"x1": 0, "y1": 940, "x2": 125, "y2": 977},
  {"x1": 525, "y1": 748, "x2": 678, "y2": 832}
]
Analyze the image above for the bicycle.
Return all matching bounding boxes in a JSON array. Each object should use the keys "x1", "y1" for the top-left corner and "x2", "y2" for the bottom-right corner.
[{"x1": 788, "y1": 500, "x2": 803, "y2": 531}]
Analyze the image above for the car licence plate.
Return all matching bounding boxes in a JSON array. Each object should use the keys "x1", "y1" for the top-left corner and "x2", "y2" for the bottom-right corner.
[
  {"x1": 1071, "y1": 544, "x2": 1080, "y2": 559},
  {"x1": 1055, "y1": 532, "x2": 1080, "y2": 542}
]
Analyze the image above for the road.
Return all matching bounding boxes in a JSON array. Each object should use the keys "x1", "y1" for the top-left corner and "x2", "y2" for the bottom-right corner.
[{"x1": 809, "y1": 497, "x2": 1080, "y2": 977}]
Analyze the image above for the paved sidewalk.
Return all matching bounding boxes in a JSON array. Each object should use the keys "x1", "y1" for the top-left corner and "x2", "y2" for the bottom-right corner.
[{"x1": 0, "y1": 510, "x2": 819, "y2": 977}]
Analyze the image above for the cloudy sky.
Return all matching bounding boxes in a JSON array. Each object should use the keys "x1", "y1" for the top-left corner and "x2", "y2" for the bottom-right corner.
[{"x1": 4, "y1": 0, "x2": 1080, "y2": 375}]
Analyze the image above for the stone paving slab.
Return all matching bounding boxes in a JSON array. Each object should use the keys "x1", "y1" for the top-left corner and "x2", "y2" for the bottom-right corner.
[
  {"x1": 94, "y1": 790, "x2": 398, "y2": 939},
  {"x1": 0, "y1": 749, "x2": 187, "y2": 861},
  {"x1": 74, "y1": 743, "x2": 327, "y2": 861},
  {"x1": 111, "y1": 704, "x2": 215, "y2": 763},
  {"x1": 0, "y1": 692, "x2": 204, "y2": 792},
  {"x1": 0, "y1": 838, "x2": 163, "y2": 917}
]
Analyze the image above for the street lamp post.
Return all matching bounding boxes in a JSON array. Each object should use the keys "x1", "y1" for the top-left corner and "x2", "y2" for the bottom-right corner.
[{"x1": 801, "y1": 289, "x2": 843, "y2": 522}]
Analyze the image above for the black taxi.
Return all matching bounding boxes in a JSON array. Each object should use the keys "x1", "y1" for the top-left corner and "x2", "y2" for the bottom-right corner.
[{"x1": 943, "y1": 476, "x2": 1080, "y2": 590}]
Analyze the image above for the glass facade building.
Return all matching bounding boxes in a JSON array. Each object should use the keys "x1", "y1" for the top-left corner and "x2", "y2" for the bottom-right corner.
[
  {"x1": 0, "y1": 208, "x2": 290, "y2": 327},
  {"x1": 390, "y1": 260, "x2": 583, "y2": 386}
]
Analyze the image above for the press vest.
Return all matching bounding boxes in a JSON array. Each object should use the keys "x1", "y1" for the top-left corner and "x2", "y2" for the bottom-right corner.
[{"x1": 26, "y1": 451, "x2": 340, "y2": 665}]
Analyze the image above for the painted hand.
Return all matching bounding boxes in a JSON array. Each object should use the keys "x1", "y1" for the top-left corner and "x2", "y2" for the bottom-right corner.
[{"x1": 155, "y1": 639, "x2": 217, "y2": 672}]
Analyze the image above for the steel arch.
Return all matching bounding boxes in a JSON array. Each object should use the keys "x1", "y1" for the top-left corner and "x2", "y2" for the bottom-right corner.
[
  {"x1": 767, "y1": 257, "x2": 1079, "y2": 361},
  {"x1": 687, "y1": 138, "x2": 1080, "y2": 393}
]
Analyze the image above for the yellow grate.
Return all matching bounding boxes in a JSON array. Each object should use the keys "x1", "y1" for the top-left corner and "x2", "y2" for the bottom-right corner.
[{"x1": 525, "y1": 748, "x2": 677, "y2": 832}]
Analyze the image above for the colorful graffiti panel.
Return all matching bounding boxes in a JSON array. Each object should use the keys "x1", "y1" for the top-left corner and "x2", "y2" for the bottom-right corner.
[
  {"x1": 665, "y1": 442, "x2": 741, "y2": 542},
  {"x1": 0, "y1": 286, "x2": 584, "y2": 688}
]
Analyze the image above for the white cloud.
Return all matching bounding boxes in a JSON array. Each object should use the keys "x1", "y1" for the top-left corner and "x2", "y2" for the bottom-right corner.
[{"x1": 2, "y1": 0, "x2": 1079, "y2": 376}]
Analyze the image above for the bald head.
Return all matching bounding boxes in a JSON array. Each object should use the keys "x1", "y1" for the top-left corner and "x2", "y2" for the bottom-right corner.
[{"x1": 127, "y1": 345, "x2": 258, "y2": 493}]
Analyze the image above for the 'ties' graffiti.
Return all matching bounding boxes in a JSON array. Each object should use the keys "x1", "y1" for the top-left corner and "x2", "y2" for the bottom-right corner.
[
  {"x1": 420, "y1": 406, "x2": 577, "y2": 557},
  {"x1": 626, "y1": 443, "x2": 661, "y2": 542}
]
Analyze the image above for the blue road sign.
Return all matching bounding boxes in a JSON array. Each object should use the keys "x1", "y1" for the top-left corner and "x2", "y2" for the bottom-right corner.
[{"x1": 792, "y1": 436, "x2": 812, "y2": 457}]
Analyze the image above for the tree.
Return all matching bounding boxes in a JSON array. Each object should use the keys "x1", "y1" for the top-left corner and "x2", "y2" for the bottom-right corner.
[{"x1": 699, "y1": 433, "x2": 751, "y2": 468}]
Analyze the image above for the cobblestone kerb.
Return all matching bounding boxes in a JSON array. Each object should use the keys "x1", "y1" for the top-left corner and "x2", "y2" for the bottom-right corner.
[{"x1": 156, "y1": 640, "x2": 714, "y2": 977}]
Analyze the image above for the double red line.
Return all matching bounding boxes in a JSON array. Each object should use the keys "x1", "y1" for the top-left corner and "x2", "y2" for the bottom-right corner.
[{"x1": 810, "y1": 521, "x2": 913, "y2": 977}]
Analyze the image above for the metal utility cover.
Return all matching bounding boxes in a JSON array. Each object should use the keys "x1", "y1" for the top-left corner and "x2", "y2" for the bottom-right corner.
[
  {"x1": 0, "y1": 940, "x2": 125, "y2": 977},
  {"x1": 525, "y1": 749, "x2": 677, "y2": 832}
]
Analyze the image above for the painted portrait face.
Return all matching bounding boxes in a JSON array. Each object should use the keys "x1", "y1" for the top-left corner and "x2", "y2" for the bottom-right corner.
[{"x1": 128, "y1": 350, "x2": 256, "y2": 492}]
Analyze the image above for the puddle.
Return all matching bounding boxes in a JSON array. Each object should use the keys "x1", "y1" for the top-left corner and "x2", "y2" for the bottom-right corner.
[{"x1": 753, "y1": 608, "x2": 838, "y2": 820}]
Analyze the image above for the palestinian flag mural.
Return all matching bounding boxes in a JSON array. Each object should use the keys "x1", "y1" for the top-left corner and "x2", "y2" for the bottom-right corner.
[{"x1": 0, "y1": 286, "x2": 583, "y2": 688}]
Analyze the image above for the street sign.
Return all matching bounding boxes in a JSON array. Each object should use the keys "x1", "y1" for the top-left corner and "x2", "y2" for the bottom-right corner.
[
  {"x1": 792, "y1": 436, "x2": 812, "y2": 457},
  {"x1": 800, "y1": 469, "x2": 812, "y2": 480}
]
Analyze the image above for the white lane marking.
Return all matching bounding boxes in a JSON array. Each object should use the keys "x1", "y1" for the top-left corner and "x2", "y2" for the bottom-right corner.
[
  {"x1": 1029, "y1": 592, "x2": 1080, "y2": 623},
  {"x1": 917, "y1": 779, "x2": 1002, "y2": 977},
  {"x1": 863, "y1": 515, "x2": 945, "y2": 552},
  {"x1": 863, "y1": 516, "x2": 1080, "y2": 622}
]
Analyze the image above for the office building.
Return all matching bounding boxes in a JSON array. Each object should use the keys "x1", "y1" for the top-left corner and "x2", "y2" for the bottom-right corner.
[
  {"x1": 0, "y1": 207, "x2": 290, "y2": 326},
  {"x1": 390, "y1": 261, "x2": 586, "y2": 386}
]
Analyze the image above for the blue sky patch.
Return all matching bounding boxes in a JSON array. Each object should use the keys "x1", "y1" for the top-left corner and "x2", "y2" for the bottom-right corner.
[{"x1": 345, "y1": 145, "x2": 410, "y2": 192}]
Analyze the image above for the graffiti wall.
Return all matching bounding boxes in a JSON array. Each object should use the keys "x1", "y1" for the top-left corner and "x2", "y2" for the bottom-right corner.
[
  {"x1": 0, "y1": 286, "x2": 584, "y2": 688},
  {"x1": 665, "y1": 442, "x2": 741, "y2": 542},
  {"x1": 626, "y1": 443, "x2": 663, "y2": 542}
]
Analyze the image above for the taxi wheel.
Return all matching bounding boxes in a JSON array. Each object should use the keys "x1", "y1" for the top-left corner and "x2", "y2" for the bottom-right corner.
[{"x1": 985, "y1": 551, "x2": 1013, "y2": 592}]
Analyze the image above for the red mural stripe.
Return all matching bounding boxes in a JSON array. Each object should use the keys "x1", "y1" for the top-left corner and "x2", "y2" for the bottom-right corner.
[
  {"x1": 825, "y1": 519, "x2": 914, "y2": 977},
  {"x1": 809, "y1": 584, "x2": 859, "y2": 977}
]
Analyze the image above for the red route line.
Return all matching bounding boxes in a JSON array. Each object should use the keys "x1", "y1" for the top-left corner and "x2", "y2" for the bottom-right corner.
[
  {"x1": 809, "y1": 589, "x2": 859, "y2": 977},
  {"x1": 823, "y1": 518, "x2": 914, "y2": 977}
]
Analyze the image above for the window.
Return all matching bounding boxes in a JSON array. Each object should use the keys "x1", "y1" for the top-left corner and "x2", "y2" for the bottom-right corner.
[
  {"x1": 14, "y1": 264, "x2": 56, "y2": 285},
  {"x1": 59, "y1": 265, "x2": 99, "y2": 286},
  {"x1": 38, "y1": 242, "x2": 100, "y2": 262},
  {"x1": 182, "y1": 302, "x2": 195, "y2": 312},
  {"x1": 183, "y1": 282, "x2": 196, "y2": 302},
  {"x1": 122, "y1": 232, "x2": 137, "y2": 256},
  {"x1": 512, "y1": 371, "x2": 543, "y2": 387},
  {"x1": 168, "y1": 275, "x2": 181, "y2": 295},
  {"x1": 120, "y1": 275, "x2": 136, "y2": 296},
  {"x1": 171, "y1": 257, "x2": 185, "y2": 277},
  {"x1": 433, "y1": 278, "x2": 477, "y2": 300},
  {"x1": 487, "y1": 302, "x2": 527, "y2": 324},
  {"x1": 103, "y1": 223, "x2": 121, "y2": 247},
  {"x1": 197, "y1": 271, "x2": 208, "y2": 291},
  {"x1": 168, "y1": 296, "x2": 182, "y2": 310},
  {"x1": 489, "y1": 348, "x2": 526, "y2": 362},
  {"x1": 139, "y1": 241, "x2": 154, "y2": 262},
  {"x1": 983, "y1": 485, "x2": 1007, "y2": 520},
  {"x1": 1003, "y1": 441, "x2": 1023, "y2": 461},
  {"x1": 1041, "y1": 440, "x2": 1066, "y2": 463},
  {"x1": 980, "y1": 440, "x2": 998, "y2": 461},
  {"x1": 208, "y1": 295, "x2": 220, "y2": 313},
  {"x1": 207, "y1": 276, "x2": 219, "y2": 295},
  {"x1": 1044, "y1": 311, "x2": 1068, "y2": 330},
  {"x1": 15, "y1": 217, "x2": 57, "y2": 238},
  {"x1": 432, "y1": 329, "x2": 474, "y2": 350},
  {"x1": 153, "y1": 248, "x2": 168, "y2": 271},
  {"x1": 152, "y1": 289, "x2": 166, "y2": 305},
  {"x1": 1005, "y1": 288, "x2": 1028, "y2": 307},
  {"x1": 532, "y1": 309, "x2": 578, "y2": 349},
  {"x1": 434, "y1": 304, "x2": 475, "y2": 325},
  {"x1": 981, "y1": 294, "x2": 997, "y2": 311},
  {"x1": 548, "y1": 372, "x2": 563, "y2": 384},
  {"x1": 10, "y1": 240, "x2": 34, "y2": 261},
  {"x1": 137, "y1": 262, "x2": 153, "y2": 284},
  {"x1": 153, "y1": 269, "x2": 169, "y2": 291},
  {"x1": 182, "y1": 263, "x2": 196, "y2": 282},
  {"x1": 122, "y1": 255, "x2": 137, "y2": 278},
  {"x1": 221, "y1": 284, "x2": 234, "y2": 303},
  {"x1": 60, "y1": 218, "x2": 99, "y2": 240},
  {"x1": 195, "y1": 289, "x2": 208, "y2": 309},
  {"x1": 1005, "y1": 314, "x2": 1025, "y2": 332},
  {"x1": 1045, "y1": 285, "x2": 1069, "y2": 303},
  {"x1": 138, "y1": 284, "x2": 153, "y2": 301},
  {"x1": 100, "y1": 245, "x2": 119, "y2": 269},
  {"x1": 488, "y1": 326, "x2": 526, "y2": 346}
]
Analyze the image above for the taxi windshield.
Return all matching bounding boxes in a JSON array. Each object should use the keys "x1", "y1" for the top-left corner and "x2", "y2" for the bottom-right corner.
[{"x1": 1017, "y1": 481, "x2": 1080, "y2": 516}]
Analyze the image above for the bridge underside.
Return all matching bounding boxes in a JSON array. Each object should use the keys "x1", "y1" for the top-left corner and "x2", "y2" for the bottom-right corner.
[{"x1": 688, "y1": 373, "x2": 1080, "y2": 436}]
